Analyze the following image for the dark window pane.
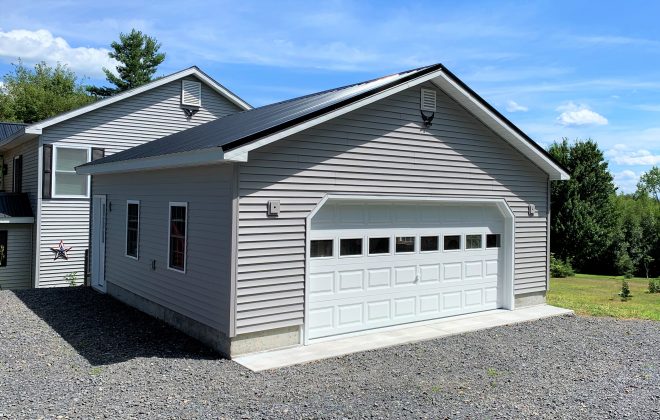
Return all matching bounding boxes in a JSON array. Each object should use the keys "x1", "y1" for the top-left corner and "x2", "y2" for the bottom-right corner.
[
  {"x1": 466, "y1": 234, "x2": 482, "y2": 249},
  {"x1": 369, "y1": 237, "x2": 390, "y2": 254},
  {"x1": 395, "y1": 236, "x2": 415, "y2": 253},
  {"x1": 126, "y1": 203, "x2": 139, "y2": 257},
  {"x1": 444, "y1": 235, "x2": 461, "y2": 251},
  {"x1": 340, "y1": 238, "x2": 362, "y2": 256},
  {"x1": 0, "y1": 230, "x2": 7, "y2": 267},
  {"x1": 169, "y1": 205, "x2": 187, "y2": 270},
  {"x1": 420, "y1": 236, "x2": 439, "y2": 251},
  {"x1": 310, "y1": 240, "x2": 333, "y2": 257},
  {"x1": 486, "y1": 234, "x2": 501, "y2": 248}
]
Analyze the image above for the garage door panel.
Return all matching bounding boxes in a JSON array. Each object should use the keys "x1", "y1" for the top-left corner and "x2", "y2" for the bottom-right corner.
[
  {"x1": 309, "y1": 272, "x2": 334, "y2": 296},
  {"x1": 419, "y1": 264, "x2": 441, "y2": 283},
  {"x1": 394, "y1": 266, "x2": 417, "y2": 286},
  {"x1": 338, "y1": 270, "x2": 364, "y2": 292},
  {"x1": 308, "y1": 202, "x2": 506, "y2": 340},
  {"x1": 443, "y1": 263, "x2": 462, "y2": 282},
  {"x1": 367, "y1": 268, "x2": 391, "y2": 288}
]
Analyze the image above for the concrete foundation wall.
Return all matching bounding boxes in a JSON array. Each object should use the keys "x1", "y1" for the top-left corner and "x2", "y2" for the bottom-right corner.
[
  {"x1": 107, "y1": 281, "x2": 231, "y2": 357},
  {"x1": 514, "y1": 291, "x2": 546, "y2": 308}
]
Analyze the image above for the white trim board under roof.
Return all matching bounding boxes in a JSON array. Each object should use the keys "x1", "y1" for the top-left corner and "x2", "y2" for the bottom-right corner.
[
  {"x1": 0, "y1": 66, "x2": 251, "y2": 150},
  {"x1": 78, "y1": 64, "x2": 569, "y2": 181}
]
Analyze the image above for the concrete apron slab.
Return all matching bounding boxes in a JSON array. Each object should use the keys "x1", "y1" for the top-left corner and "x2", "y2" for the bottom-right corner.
[{"x1": 234, "y1": 305, "x2": 574, "y2": 372}]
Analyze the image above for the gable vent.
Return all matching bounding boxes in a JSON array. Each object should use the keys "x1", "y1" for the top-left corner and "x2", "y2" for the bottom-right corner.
[
  {"x1": 181, "y1": 80, "x2": 202, "y2": 108},
  {"x1": 420, "y1": 88, "x2": 436, "y2": 112}
]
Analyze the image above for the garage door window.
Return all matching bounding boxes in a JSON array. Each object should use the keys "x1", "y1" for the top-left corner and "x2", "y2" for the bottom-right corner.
[
  {"x1": 395, "y1": 236, "x2": 415, "y2": 253},
  {"x1": 340, "y1": 238, "x2": 362, "y2": 256},
  {"x1": 311, "y1": 239, "x2": 333, "y2": 258},
  {"x1": 444, "y1": 235, "x2": 461, "y2": 251},
  {"x1": 369, "y1": 237, "x2": 390, "y2": 255},
  {"x1": 420, "y1": 236, "x2": 439, "y2": 252},
  {"x1": 466, "y1": 234, "x2": 482, "y2": 249},
  {"x1": 486, "y1": 234, "x2": 501, "y2": 248}
]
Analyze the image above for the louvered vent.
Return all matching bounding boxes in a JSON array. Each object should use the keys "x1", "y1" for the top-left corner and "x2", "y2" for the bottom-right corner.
[
  {"x1": 420, "y1": 88, "x2": 436, "y2": 112},
  {"x1": 181, "y1": 80, "x2": 202, "y2": 107}
]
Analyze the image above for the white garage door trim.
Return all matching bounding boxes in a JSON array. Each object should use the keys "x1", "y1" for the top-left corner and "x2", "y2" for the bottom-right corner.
[{"x1": 303, "y1": 194, "x2": 515, "y2": 345}]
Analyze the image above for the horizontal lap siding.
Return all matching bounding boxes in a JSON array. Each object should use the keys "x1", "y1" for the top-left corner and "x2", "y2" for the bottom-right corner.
[
  {"x1": 38, "y1": 79, "x2": 242, "y2": 287},
  {"x1": 235, "y1": 82, "x2": 549, "y2": 334},
  {"x1": 0, "y1": 224, "x2": 33, "y2": 290},
  {"x1": 95, "y1": 165, "x2": 233, "y2": 333}
]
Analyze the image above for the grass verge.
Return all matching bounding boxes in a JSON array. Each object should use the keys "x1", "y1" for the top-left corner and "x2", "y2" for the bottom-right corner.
[{"x1": 547, "y1": 274, "x2": 660, "y2": 320}]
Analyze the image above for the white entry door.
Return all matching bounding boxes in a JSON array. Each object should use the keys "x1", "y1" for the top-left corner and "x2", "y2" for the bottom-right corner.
[
  {"x1": 307, "y1": 201, "x2": 507, "y2": 340},
  {"x1": 91, "y1": 195, "x2": 107, "y2": 292}
]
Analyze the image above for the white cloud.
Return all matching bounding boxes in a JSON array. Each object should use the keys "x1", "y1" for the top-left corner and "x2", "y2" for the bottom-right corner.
[
  {"x1": 606, "y1": 144, "x2": 660, "y2": 166},
  {"x1": 0, "y1": 29, "x2": 117, "y2": 78},
  {"x1": 613, "y1": 170, "x2": 640, "y2": 194},
  {"x1": 556, "y1": 102, "x2": 608, "y2": 126},
  {"x1": 506, "y1": 100, "x2": 528, "y2": 112}
]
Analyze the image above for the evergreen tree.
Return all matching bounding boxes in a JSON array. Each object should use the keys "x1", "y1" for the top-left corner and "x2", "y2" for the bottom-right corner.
[
  {"x1": 88, "y1": 29, "x2": 165, "y2": 97},
  {"x1": 0, "y1": 60, "x2": 94, "y2": 123},
  {"x1": 548, "y1": 139, "x2": 619, "y2": 273}
]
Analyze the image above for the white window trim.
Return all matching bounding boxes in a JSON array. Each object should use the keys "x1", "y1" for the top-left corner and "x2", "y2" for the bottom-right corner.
[
  {"x1": 419, "y1": 235, "x2": 440, "y2": 253},
  {"x1": 167, "y1": 201, "x2": 188, "y2": 273},
  {"x1": 338, "y1": 237, "x2": 364, "y2": 258},
  {"x1": 394, "y1": 235, "x2": 416, "y2": 254},
  {"x1": 125, "y1": 200, "x2": 140, "y2": 260},
  {"x1": 309, "y1": 238, "x2": 335, "y2": 259},
  {"x1": 52, "y1": 145, "x2": 91, "y2": 199},
  {"x1": 442, "y1": 234, "x2": 462, "y2": 252},
  {"x1": 367, "y1": 236, "x2": 392, "y2": 256}
]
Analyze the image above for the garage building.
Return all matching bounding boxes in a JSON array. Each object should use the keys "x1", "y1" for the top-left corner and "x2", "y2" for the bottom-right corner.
[{"x1": 78, "y1": 63, "x2": 569, "y2": 357}]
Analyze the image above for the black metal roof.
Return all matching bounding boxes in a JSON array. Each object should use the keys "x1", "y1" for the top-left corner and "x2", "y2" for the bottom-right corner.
[
  {"x1": 85, "y1": 64, "x2": 442, "y2": 166},
  {"x1": 0, "y1": 122, "x2": 26, "y2": 142},
  {"x1": 82, "y1": 63, "x2": 567, "y2": 175},
  {"x1": 0, "y1": 193, "x2": 34, "y2": 218}
]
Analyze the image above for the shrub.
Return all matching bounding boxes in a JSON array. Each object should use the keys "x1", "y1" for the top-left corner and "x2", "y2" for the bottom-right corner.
[
  {"x1": 65, "y1": 272, "x2": 79, "y2": 287},
  {"x1": 619, "y1": 279, "x2": 632, "y2": 301},
  {"x1": 550, "y1": 254, "x2": 575, "y2": 278},
  {"x1": 649, "y1": 278, "x2": 660, "y2": 294},
  {"x1": 615, "y1": 251, "x2": 635, "y2": 279}
]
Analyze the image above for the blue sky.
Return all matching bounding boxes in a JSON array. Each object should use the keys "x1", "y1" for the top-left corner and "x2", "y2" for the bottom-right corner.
[{"x1": 1, "y1": 0, "x2": 659, "y2": 192}]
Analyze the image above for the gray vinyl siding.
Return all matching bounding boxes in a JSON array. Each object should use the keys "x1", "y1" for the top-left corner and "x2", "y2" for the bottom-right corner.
[
  {"x1": 3, "y1": 138, "x2": 39, "y2": 209},
  {"x1": 94, "y1": 165, "x2": 234, "y2": 333},
  {"x1": 235, "y1": 82, "x2": 549, "y2": 334},
  {"x1": 37, "y1": 78, "x2": 242, "y2": 287},
  {"x1": 0, "y1": 224, "x2": 33, "y2": 290}
]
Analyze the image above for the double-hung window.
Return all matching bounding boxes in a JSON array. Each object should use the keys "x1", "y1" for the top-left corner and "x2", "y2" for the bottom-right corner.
[
  {"x1": 126, "y1": 201, "x2": 140, "y2": 259},
  {"x1": 168, "y1": 202, "x2": 188, "y2": 272},
  {"x1": 53, "y1": 147, "x2": 90, "y2": 197}
]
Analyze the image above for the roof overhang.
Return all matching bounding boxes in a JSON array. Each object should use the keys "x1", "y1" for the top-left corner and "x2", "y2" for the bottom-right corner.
[
  {"x1": 79, "y1": 65, "x2": 569, "y2": 181},
  {"x1": 76, "y1": 147, "x2": 245, "y2": 175},
  {"x1": 0, "y1": 217, "x2": 34, "y2": 224}
]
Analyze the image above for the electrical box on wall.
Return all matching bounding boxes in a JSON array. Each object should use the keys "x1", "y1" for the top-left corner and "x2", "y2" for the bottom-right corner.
[
  {"x1": 528, "y1": 204, "x2": 538, "y2": 217},
  {"x1": 267, "y1": 200, "x2": 280, "y2": 217}
]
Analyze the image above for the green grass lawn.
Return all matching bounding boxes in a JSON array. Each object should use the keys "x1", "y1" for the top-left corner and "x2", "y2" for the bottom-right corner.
[{"x1": 547, "y1": 274, "x2": 660, "y2": 320}]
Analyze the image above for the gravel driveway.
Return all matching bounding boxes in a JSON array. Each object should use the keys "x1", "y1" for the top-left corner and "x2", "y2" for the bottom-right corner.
[{"x1": 1, "y1": 288, "x2": 658, "y2": 419}]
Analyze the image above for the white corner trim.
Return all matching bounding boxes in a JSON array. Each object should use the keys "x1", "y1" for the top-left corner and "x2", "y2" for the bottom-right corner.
[{"x1": 24, "y1": 67, "x2": 250, "y2": 135}]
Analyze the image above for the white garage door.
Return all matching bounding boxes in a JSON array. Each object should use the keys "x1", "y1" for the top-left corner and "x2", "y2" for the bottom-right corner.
[{"x1": 307, "y1": 201, "x2": 506, "y2": 340}]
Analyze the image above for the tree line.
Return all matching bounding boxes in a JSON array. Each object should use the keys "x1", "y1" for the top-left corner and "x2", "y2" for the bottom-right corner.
[
  {"x1": 0, "y1": 29, "x2": 165, "y2": 123},
  {"x1": 550, "y1": 139, "x2": 659, "y2": 278}
]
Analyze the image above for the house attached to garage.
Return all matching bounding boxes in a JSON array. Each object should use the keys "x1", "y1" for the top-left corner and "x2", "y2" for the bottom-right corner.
[
  {"x1": 78, "y1": 63, "x2": 569, "y2": 357},
  {"x1": 0, "y1": 68, "x2": 250, "y2": 290}
]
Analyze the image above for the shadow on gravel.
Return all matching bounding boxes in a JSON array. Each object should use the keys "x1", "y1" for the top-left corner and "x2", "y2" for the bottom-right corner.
[{"x1": 13, "y1": 287, "x2": 222, "y2": 365}]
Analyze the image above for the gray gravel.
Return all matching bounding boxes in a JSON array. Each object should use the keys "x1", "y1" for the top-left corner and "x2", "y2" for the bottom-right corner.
[{"x1": 0, "y1": 287, "x2": 658, "y2": 419}]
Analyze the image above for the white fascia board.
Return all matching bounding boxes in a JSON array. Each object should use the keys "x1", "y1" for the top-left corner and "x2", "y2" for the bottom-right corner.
[
  {"x1": 0, "y1": 217, "x2": 34, "y2": 224},
  {"x1": 222, "y1": 70, "x2": 445, "y2": 161},
  {"x1": 76, "y1": 147, "x2": 244, "y2": 175},
  {"x1": 430, "y1": 73, "x2": 569, "y2": 181},
  {"x1": 25, "y1": 67, "x2": 250, "y2": 136}
]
